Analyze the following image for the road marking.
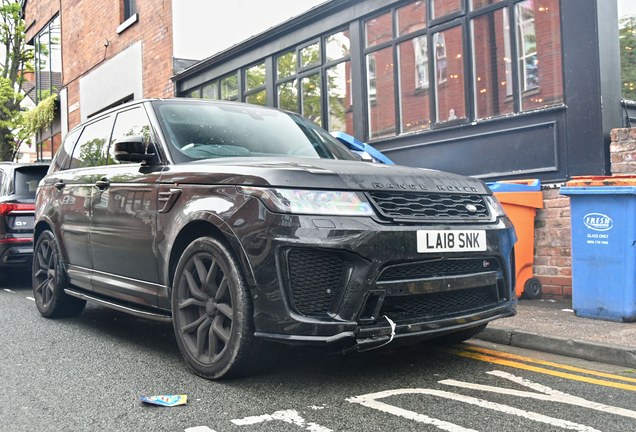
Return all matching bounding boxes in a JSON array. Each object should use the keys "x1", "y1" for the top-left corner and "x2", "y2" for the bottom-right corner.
[
  {"x1": 3, "y1": 289, "x2": 15, "y2": 293},
  {"x1": 439, "y1": 347, "x2": 636, "y2": 392},
  {"x1": 26, "y1": 297, "x2": 35, "y2": 301},
  {"x1": 231, "y1": 409, "x2": 332, "y2": 432},
  {"x1": 441, "y1": 371, "x2": 636, "y2": 420},
  {"x1": 462, "y1": 345, "x2": 636, "y2": 383},
  {"x1": 348, "y1": 388, "x2": 598, "y2": 431},
  {"x1": 185, "y1": 427, "x2": 217, "y2": 432}
]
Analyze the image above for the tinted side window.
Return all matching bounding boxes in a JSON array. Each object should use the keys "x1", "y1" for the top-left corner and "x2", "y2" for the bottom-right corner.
[
  {"x1": 106, "y1": 107, "x2": 152, "y2": 165},
  {"x1": 51, "y1": 128, "x2": 81, "y2": 172},
  {"x1": 14, "y1": 166, "x2": 49, "y2": 197},
  {"x1": 69, "y1": 117, "x2": 114, "y2": 169}
]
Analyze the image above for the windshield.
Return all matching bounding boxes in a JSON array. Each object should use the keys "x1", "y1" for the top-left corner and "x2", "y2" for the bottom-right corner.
[{"x1": 153, "y1": 101, "x2": 358, "y2": 163}]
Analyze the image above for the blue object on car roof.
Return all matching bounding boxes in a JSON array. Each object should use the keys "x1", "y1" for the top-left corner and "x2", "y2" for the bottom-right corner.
[
  {"x1": 331, "y1": 131, "x2": 394, "y2": 165},
  {"x1": 486, "y1": 179, "x2": 541, "y2": 192}
]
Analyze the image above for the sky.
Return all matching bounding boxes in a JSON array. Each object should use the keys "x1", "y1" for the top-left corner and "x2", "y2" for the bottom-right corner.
[
  {"x1": 619, "y1": 0, "x2": 636, "y2": 20},
  {"x1": 172, "y1": 0, "x2": 328, "y2": 60}
]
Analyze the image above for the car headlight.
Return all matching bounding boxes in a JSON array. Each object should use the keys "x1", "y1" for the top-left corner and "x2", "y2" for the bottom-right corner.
[
  {"x1": 238, "y1": 187, "x2": 375, "y2": 216},
  {"x1": 484, "y1": 195, "x2": 507, "y2": 217}
]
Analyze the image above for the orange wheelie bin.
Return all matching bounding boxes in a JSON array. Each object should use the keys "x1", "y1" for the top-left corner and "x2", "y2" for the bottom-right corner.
[{"x1": 487, "y1": 179, "x2": 544, "y2": 299}]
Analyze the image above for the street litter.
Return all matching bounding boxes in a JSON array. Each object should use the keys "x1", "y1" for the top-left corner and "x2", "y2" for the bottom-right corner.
[{"x1": 140, "y1": 395, "x2": 187, "y2": 407}]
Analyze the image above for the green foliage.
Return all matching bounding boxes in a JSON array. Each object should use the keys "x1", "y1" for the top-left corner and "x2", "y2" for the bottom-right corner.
[
  {"x1": 23, "y1": 93, "x2": 57, "y2": 135},
  {"x1": 620, "y1": 17, "x2": 636, "y2": 101},
  {"x1": 0, "y1": 0, "x2": 34, "y2": 161}
]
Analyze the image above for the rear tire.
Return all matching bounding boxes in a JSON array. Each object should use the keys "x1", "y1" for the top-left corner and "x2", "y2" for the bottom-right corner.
[
  {"x1": 32, "y1": 230, "x2": 86, "y2": 318},
  {"x1": 524, "y1": 277, "x2": 542, "y2": 300},
  {"x1": 171, "y1": 236, "x2": 265, "y2": 379}
]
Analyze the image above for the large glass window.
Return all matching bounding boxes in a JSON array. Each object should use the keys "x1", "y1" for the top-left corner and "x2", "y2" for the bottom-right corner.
[
  {"x1": 221, "y1": 74, "x2": 239, "y2": 101},
  {"x1": 432, "y1": 0, "x2": 462, "y2": 20},
  {"x1": 434, "y1": 26, "x2": 466, "y2": 123},
  {"x1": 515, "y1": 0, "x2": 563, "y2": 110},
  {"x1": 245, "y1": 62, "x2": 267, "y2": 106},
  {"x1": 619, "y1": 0, "x2": 636, "y2": 101},
  {"x1": 399, "y1": 36, "x2": 431, "y2": 133},
  {"x1": 472, "y1": 7, "x2": 514, "y2": 119}
]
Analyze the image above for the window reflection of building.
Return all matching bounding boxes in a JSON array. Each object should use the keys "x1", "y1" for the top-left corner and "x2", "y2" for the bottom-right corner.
[
  {"x1": 435, "y1": 33, "x2": 448, "y2": 84},
  {"x1": 618, "y1": 0, "x2": 636, "y2": 101},
  {"x1": 414, "y1": 36, "x2": 429, "y2": 90},
  {"x1": 517, "y1": 1, "x2": 539, "y2": 91}
]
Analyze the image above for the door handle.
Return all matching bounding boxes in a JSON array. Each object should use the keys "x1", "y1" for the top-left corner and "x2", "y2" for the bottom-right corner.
[
  {"x1": 54, "y1": 181, "x2": 65, "y2": 190},
  {"x1": 96, "y1": 179, "x2": 110, "y2": 190}
]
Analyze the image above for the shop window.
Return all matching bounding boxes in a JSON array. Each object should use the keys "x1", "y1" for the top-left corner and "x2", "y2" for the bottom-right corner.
[
  {"x1": 278, "y1": 80, "x2": 298, "y2": 112},
  {"x1": 188, "y1": 89, "x2": 201, "y2": 98},
  {"x1": 431, "y1": 0, "x2": 462, "y2": 20},
  {"x1": 434, "y1": 26, "x2": 465, "y2": 123},
  {"x1": 244, "y1": 63, "x2": 266, "y2": 106},
  {"x1": 366, "y1": 12, "x2": 392, "y2": 47},
  {"x1": 221, "y1": 74, "x2": 239, "y2": 101},
  {"x1": 470, "y1": 0, "x2": 503, "y2": 11},
  {"x1": 326, "y1": 32, "x2": 351, "y2": 62},
  {"x1": 300, "y1": 42, "x2": 320, "y2": 69},
  {"x1": 399, "y1": 35, "x2": 431, "y2": 133},
  {"x1": 471, "y1": 7, "x2": 514, "y2": 119},
  {"x1": 326, "y1": 62, "x2": 352, "y2": 133},
  {"x1": 202, "y1": 82, "x2": 218, "y2": 99},
  {"x1": 301, "y1": 73, "x2": 321, "y2": 125},
  {"x1": 516, "y1": 0, "x2": 563, "y2": 110},
  {"x1": 367, "y1": 47, "x2": 395, "y2": 139},
  {"x1": 397, "y1": 1, "x2": 427, "y2": 36},
  {"x1": 278, "y1": 52, "x2": 296, "y2": 78}
]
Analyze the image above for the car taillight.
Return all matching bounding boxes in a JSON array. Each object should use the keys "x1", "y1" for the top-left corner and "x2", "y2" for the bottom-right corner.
[
  {"x1": 0, "y1": 238, "x2": 32, "y2": 244},
  {"x1": 0, "y1": 203, "x2": 35, "y2": 215}
]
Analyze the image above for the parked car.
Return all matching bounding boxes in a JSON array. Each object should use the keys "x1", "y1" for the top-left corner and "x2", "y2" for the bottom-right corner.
[
  {"x1": 0, "y1": 162, "x2": 49, "y2": 280},
  {"x1": 33, "y1": 99, "x2": 517, "y2": 379}
]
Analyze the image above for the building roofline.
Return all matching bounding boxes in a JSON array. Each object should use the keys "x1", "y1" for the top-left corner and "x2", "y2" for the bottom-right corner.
[{"x1": 171, "y1": 0, "x2": 351, "y2": 82}]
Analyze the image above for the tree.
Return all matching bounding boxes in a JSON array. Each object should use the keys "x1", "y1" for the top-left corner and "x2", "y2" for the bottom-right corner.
[
  {"x1": 620, "y1": 16, "x2": 636, "y2": 101},
  {"x1": 0, "y1": 1, "x2": 32, "y2": 161}
]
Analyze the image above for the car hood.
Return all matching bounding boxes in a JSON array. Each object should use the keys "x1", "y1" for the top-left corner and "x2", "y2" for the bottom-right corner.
[{"x1": 159, "y1": 157, "x2": 491, "y2": 194}]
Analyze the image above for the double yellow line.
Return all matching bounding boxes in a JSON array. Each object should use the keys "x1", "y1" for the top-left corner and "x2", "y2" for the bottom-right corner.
[{"x1": 439, "y1": 344, "x2": 636, "y2": 392}]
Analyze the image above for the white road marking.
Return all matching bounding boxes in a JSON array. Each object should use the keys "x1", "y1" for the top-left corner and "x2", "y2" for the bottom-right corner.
[
  {"x1": 3, "y1": 289, "x2": 15, "y2": 293},
  {"x1": 184, "y1": 427, "x2": 217, "y2": 432},
  {"x1": 440, "y1": 370, "x2": 636, "y2": 420},
  {"x1": 348, "y1": 388, "x2": 599, "y2": 431},
  {"x1": 26, "y1": 297, "x2": 35, "y2": 301},
  {"x1": 231, "y1": 409, "x2": 332, "y2": 432}
]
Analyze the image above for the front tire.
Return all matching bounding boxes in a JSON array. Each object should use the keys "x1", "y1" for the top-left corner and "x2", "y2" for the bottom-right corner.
[
  {"x1": 32, "y1": 230, "x2": 86, "y2": 318},
  {"x1": 171, "y1": 237, "x2": 261, "y2": 379}
]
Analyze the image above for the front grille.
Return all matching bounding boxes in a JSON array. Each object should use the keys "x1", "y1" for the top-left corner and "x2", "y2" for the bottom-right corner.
[
  {"x1": 378, "y1": 258, "x2": 500, "y2": 282},
  {"x1": 378, "y1": 286, "x2": 498, "y2": 322},
  {"x1": 367, "y1": 191, "x2": 490, "y2": 222},
  {"x1": 287, "y1": 249, "x2": 345, "y2": 316}
]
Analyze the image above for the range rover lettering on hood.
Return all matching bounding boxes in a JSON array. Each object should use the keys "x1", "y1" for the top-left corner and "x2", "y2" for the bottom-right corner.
[{"x1": 371, "y1": 182, "x2": 479, "y2": 193}]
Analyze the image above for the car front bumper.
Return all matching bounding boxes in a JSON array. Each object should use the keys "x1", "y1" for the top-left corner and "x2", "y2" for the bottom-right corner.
[{"x1": 228, "y1": 199, "x2": 517, "y2": 348}]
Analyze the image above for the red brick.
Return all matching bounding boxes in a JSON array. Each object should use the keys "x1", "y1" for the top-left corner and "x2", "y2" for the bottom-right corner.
[
  {"x1": 562, "y1": 286, "x2": 572, "y2": 296},
  {"x1": 541, "y1": 284, "x2": 563, "y2": 295},
  {"x1": 551, "y1": 276, "x2": 572, "y2": 286}
]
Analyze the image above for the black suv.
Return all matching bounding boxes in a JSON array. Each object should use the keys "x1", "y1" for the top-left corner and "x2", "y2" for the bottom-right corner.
[
  {"x1": 0, "y1": 162, "x2": 49, "y2": 279},
  {"x1": 34, "y1": 99, "x2": 517, "y2": 379}
]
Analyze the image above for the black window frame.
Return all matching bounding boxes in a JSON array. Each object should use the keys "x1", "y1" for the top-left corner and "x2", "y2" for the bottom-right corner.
[{"x1": 123, "y1": 0, "x2": 137, "y2": 22}]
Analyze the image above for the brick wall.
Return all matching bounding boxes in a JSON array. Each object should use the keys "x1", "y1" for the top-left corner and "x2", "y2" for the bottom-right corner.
[
  {"x1": 24, "y1": 0, "x2": 59, "y2": 42},
  {"x1": 610, "y1": 128, "x2": 636, "y2": 174},
  {"x1": 59, "y1": 0, "x2": 174, "y2": 129},
  {"x1": 533, "y1": 187, "x2": 572, "y2": 299},
  {"x1": 530, "y1": 127, "x2": 636, "y2": 299}
]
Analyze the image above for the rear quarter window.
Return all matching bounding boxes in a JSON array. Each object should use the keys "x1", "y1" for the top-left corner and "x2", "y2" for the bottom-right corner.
[{"x1": 14, "y1": 166, "x2": 49, "y2": 198}]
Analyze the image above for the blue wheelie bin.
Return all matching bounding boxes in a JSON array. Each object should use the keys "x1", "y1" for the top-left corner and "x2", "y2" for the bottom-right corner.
[{"x1": 560, "y1": 176, "x2": 636, "y2": 322}]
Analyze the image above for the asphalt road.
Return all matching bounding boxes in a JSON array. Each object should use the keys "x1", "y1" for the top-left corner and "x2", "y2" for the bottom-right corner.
[{"x1": 2, "y1": 274, "x2": 636, "y2": 432}]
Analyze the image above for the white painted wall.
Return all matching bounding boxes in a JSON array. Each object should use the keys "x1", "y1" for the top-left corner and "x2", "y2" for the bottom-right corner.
[{"x1": 172, "y1": 0, "x2": 328, "y2": 61}]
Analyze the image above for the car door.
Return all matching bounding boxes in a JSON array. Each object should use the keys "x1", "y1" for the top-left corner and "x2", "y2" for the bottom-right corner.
[
  {"x1": 89, "y1": 106, "x2": 163, "y2": 306},
  {"x1": 53, "y1": 116, "x2": 114, "y2": 289}
]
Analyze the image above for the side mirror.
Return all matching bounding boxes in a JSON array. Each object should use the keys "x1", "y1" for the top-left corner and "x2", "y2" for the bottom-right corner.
[{"x1": 114, "y1": 136, "x2": 155, "y2": 163}]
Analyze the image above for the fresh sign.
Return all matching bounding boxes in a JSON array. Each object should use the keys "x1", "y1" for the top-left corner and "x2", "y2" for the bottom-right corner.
[{"x1": 583, "y1": 213, "x2": 613, "y2": 231}]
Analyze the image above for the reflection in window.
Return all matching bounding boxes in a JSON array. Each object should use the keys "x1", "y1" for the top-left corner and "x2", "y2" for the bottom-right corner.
[
  {"x1": 399, "y1": 37, "x2": 431, "y2": 133},
  {"x1": 70, "y1": 118, "x2": 113, "y2": 169},
  {"x1": 107, "y1": 108, "x2": 152, "y2": 165},
  {"x1": 278, "y1": 52, "x2": 296, "y2": 78},
  {"x1": 367, "y1": 47, "x2": 395, "y2": 139},
  {"x1": 278, "y1": 80, "x2": 298, "y2": 112},
  {"x1": 434, "y1": 26, "x2": 465, "y2": 123},
  {"x1": 189, "y1": 89, "x2": 201, "y2": 98},
  {"x1": 327, "y1": 61, "x2": 352, "y2": 134},
  {"x1": 246, "y1": 90, "x2": 267, "y2": 106},
  {"x1": 431, "y1": 0, "x2": 461, "y2": 20},
  {"x1": 326, "y1": 31, "x2": 351, "y2": 62},
  {"x1": 202, "y1": 82, "x2": 218, "y2": 99},
  {"x1": 302, "y1": 74, "x2": 321, "y2": 125},
  {"x1": 619, "y1": 0, "x2": 636, "y2": 100},
  {"x1": 366, "y1": 12, "x2": 392, "y2": 47},
  {"x1": 515, "y1": 0, "x2": 563, "y2": 110},
  {"x1": 470, "y1": 0, "x2": 502, "y2": 11},
  {"x1": 472, "y1": 8, "x2": 514, "y2": 119},
  {"x1": 245, "y1": 63, "x2": 266, "y2": 90},
  {"x1": 221, "y1": 74, "x2": 238, "y2": 100},
  {"x1": 301, "y1": 43, "x2": 320, "y2": 68},
  {"x1": 397, "y1": 1, "x2": 427, "y2": 36}
]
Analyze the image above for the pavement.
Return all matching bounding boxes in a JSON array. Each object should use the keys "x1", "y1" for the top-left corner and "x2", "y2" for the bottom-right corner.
[{"x1": 474, "y1": 297, "x2": 636, "y2": 368}]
